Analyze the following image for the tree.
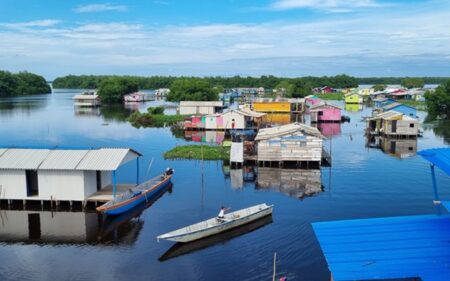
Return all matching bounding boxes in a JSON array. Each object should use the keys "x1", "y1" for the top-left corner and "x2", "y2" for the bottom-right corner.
[
  {"x1": 372, "y1": 84, "x2": 387, "y2": 91},
  {"x1": 291, "y1": 79, "x2": 312, "y2": 98},
  {"x1": 401, "y1": 78, "x2": 425, "y2": 89},
  {"x1": 167, "y1": 78, "x2": 218, "y2": 101},
  {"x1": 425, "y1": 80, "x2": 450, "y2": 120},
  {"x1": 14, "y1": 71, "x2": 51, "y2": 95},
  {"x1": 97, "y1": 77, "x2": 139, "y2": 104},
  {"x1": 274, "y1": 80, "x2": 294, "y2": 97},
  {"x1": 0, "y1": 71, "x2": 18, "y2": 97}
]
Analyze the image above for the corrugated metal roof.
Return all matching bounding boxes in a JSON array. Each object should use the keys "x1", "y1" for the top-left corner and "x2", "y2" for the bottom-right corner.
[
  {"x1": 0, "y1": 149, "x2": 51, "y2": 169},
  {"x1": 418, "y1": 148, "x2": 450, "y2": 176},
  {"x1": 76, "y1": 148, "x2": 139, "y2": 171},
  {"x1": 180, "y1": 101, "x2": 223, "y2": 107},
  {"x1": 39, "y1": 150, "x2": 90, "y2": 170},
  {"x1": 313, "y1": 214, "x2": 450, "y2": 281},
  {"x1": 309, "y1": 102, "x2": 342, "y2": 110},
  {"x1": 255, "y1": 123, "x2": 324, "y2": 141},
  {"x1": 72, "y1": 94, "x2": 99, "y2": 100},
  {"x1": 0, "y1": 148, "x2": 140, "y2": 171},
  {"x1": 0, "y1": 149, "x2": 7, "y2": 157},
  {"x1": 369, "y1": 110, "x2": 403, "y2": 120}
]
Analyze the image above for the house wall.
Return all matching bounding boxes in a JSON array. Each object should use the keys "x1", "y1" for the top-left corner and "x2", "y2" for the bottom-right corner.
[
  {"x1": 257, "y1": 134, "x2": 323, "y2": 162},
  {"x1": 383, "y1": 120, "x2": 419, "y2": 136},
  {"x1": 222, "y1": 112, "x2": 245, "y2": 129},
  {"x1": 311, "y1": 107, "x2": 341, "y2": 122},
  {"x1": 205, "y1": 115, "x2": 218, "y2": 129},
  {"x1": 0, "y1": 170, "x2": 27, "y2": 199},
  {"x1": 38, "y1": 170, "x2": 85, "y2": 201},
  {"x1": 179, "y1": 106, "x2": 217, "y2": 115},
  {"x1": 345, "y1": 95, "x2": 363, "y2": 104},
  {"x1": 253, "y1": 102, "x2": 290, "y2": 113}
]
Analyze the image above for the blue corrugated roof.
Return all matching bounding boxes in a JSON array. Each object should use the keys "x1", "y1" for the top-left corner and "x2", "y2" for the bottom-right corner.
[
  {"x1": 313, "y1": 214, "x2": 450, "y2": 281},
  {"x1": 418, "y1": 148, "x2": 450, "y2": 176}
]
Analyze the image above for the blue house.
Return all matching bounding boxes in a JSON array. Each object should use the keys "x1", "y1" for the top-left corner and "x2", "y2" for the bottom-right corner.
[
  {"x1": 373, "y1": 97, "x2": 395, "y2": 108},
  {"x1": 382, "y1": 102, "x2": 417, "y2": 118},
  {"x1": 313, "y1": 148, "x2": 450, "y2": 281}
]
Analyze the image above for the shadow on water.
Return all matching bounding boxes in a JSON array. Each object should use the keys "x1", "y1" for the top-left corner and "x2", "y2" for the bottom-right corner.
[
  {"x1": 0, "y1": 183, "x2": 173, "y2": 246},
  {"x1": 100, "y1": 105, "x2": 135, "y2": 123},
  {"x1": 158, "y1": 214, "x2": 273, "y2": 262},
  {"x1": 429, "y1": 120, "x2": 450, "y2": 145},
  {"x1": 97, "y1": 183, "x2": 173, "y2": 242}
]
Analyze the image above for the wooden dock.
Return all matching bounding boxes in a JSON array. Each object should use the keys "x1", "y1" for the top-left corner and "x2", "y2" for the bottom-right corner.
[{"x1": 87, "y1": 184, "x2": 136, "y2": 202}]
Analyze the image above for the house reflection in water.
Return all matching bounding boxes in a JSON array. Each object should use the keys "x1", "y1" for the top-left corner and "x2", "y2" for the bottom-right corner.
[
  {"x1": 344, "y1": 104, "x2": 363, "y2": 112},
  {"x1": 366, "y1": 135, "x2": 417, "y2": 159},
  {"x1": 184, "y1": 130, "x2": 225, "y2": 144},
  {"x1": 316, "y1": 122, "x2": 341, "y2": 137},
  {"x1": 74, "y1": 106, "x2": 101, "y2": 116},
  {"x1": 256, "y1": 168, "x2": 323, "y2": 199},
  {"x1": 0, "y1": 209, "x2": 142, "y2": 245},
  {"x1": 229, "y1": 166, "x2": 257, "y2": 189}
]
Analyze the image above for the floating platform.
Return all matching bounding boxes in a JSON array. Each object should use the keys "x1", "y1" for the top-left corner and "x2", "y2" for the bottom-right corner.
[{"x1": 87, "y1": 184, "x2": 136, "y2": 202}]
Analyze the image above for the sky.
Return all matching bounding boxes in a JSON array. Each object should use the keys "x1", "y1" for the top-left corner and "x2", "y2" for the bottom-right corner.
[{"x1": 1, "y1": 0, "x2": 450, "y2": 79}]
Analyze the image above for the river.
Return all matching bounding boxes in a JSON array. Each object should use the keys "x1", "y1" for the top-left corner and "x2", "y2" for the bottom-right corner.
[{"x1": 0, "y1": 91, "x2": 449, "y2": 281}]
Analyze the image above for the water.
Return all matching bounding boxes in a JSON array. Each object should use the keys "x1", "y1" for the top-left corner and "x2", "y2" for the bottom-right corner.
[{"x1": 0, "y1": 91, "x2": 449, "y2": 281}]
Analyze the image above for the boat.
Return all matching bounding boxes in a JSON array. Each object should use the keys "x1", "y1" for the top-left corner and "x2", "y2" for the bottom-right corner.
[
  {"x1": 96, "y1": 168, "x2": 174, "y2": 216},
  {"x1": 159, "y1": 214, "x2": 272, "y2": 261},
  {"x1": 98, "y1": 183, "x2": 173, "y2": 241},
  {"x1": 157, "y1": 203, "x2": 273, "y2": 243}
]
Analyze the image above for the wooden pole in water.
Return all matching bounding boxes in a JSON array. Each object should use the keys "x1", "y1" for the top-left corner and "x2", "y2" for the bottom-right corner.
[{"x1": 272, "y1": 252, "x2": 277, "y2": 281}]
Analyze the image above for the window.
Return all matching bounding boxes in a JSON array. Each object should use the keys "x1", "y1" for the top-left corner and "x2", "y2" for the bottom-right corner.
[
  {"x1": 410, "y1": 123, "x2": 414, "y2": 128},
  {"x1": 26, "y1": 170, "x2": 39, "y2": 196},
  {"x1": 318, "y1": 111, "x2": 324, "y2": 116}
]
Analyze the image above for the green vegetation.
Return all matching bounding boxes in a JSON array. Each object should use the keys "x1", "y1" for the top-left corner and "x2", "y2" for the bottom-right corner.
[
  {"x1": 164, "y1": 145, "x2": 230, "y2": 160},
  {"x1": 52, "y1": 75, "x2": 174, "y2": 89},
  {"x1": 0, "y1": 70, "x2": 51, "y2": 97},
  {"x1": 357, "y1": 77, "x2": 449, "y2": 85},
  {"x1": 315, "y1": 93, "x2": 344, "y2": 100},
  {"x1": 97, "y1": 77, "x2": 138, "y2": 104},
  {"x1": 167, "y1": 78, "x2": 219, "y2": 101},
  {"x1": 401, "y1": 78, "x2": 425, "y2": 89},
  {"x1": 128, "y1": 106, "x2": 184, "y2": 128},
  {"x1": 372, "y1": 84, "x2": 387, "y2": 91},
  {"x1": 425, "y1": 80, "x2": 450, "y2": 120}
]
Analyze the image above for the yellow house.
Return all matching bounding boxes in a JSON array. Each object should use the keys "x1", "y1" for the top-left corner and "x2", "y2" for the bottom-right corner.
[
  {"x1": 344, "y1": 93, "x2": 363, "y2": 104},
  {"x1": 252, "y1": 98, "x2": 304, "y2": 113}
]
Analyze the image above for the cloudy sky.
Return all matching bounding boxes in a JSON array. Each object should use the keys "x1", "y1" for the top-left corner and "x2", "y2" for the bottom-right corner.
[{"x1": 1, "y1": 0, "x2": 450, "y2": 79}]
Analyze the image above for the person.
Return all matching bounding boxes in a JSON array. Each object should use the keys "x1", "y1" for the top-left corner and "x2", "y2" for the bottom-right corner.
[{"x1": 217, "y1": 206, "x2": 230, "y2": 219}]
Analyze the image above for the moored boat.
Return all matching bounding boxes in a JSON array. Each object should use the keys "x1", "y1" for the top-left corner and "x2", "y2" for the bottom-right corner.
[
  {"x1": 97, "y1": 168, "x2": 174, "y2": 216},
  {"x1": 157, "y1": 203, "x2": 273, "y2": 243}
]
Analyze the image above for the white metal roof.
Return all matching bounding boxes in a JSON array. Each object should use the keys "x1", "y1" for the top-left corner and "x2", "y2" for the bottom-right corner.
[
  {"x1": 0, "y1": 149, "x2": 51, "y2": 170},
  {"x1": 0, "y1": 148, "x2": 141, "y2": 171},
  {"x1": 180, "y1": 101, "x2": 223, "y2": 107},
  {"x1": 73, "y1": 94, "x2": 99, "y2": 100},
  {"x1": 255, "y1": 123, "x2": 324, "y2": 141},
  {"x1": 76, "y1": 148, "x2": 139, "y2": 171},
  {"x1": 0, "y1": 149, "x2": 7, "y2": 157},
  {"x1": 39, "y1": 150, "x2": 90, "y2": 170}
]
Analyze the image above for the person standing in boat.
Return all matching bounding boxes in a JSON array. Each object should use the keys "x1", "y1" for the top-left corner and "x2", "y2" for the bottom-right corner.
[{"x1": 217, "y1": 206, "x2": 230, "y2": 219}]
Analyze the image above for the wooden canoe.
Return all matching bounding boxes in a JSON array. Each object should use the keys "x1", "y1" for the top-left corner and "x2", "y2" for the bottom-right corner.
[
  {"x1": 97, "y1": 169, "x2": 173, "y2": 216},
  {"x1": 157, "y1": 203, "x2": 273, "y2": 243}
]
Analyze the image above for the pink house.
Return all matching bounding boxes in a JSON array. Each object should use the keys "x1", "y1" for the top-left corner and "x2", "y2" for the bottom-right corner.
[
  {"x1": 310, "y1": 103, "x2": 341, "y2": 123},
  {"x1": 305, "y1": 96, "x2": 322, "y2": 108},
  {"x1": 318, "y1": 122, "x2": 341, "y2": 137}
]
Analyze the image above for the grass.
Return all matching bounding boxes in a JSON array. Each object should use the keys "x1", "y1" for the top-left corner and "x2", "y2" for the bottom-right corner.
[
  {"x1": 315, "y1": 93, "x2": 344, "y2": 100},
  {"x1": 128, "y1": 111, "x2": 185, "y2": 128},
  {"x1": 164, "y1": 145, "x2": 230, "y2": 160}
]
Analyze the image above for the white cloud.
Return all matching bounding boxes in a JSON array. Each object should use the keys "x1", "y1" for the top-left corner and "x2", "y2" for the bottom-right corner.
[
  {"x1": 0, "y1": 19, "x2": 61, "y2": 29},
  {"x1": 271, "y1": 0, "x2": 385, "y2": 12},
  {"x1": 74, "y1": 3, "x2": 128, "y2": 13}
]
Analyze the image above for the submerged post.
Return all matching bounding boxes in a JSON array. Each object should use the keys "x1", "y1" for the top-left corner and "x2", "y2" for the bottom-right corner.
[
  {"x1": 136, "y1": 157, "x2": 140, "y2": 185},
  {"x1": 430, "y1": 164, "x2": 440, "y2": 204},
  {"x1": 112, "y1": 170, "x2": 117, "y2": 200}
]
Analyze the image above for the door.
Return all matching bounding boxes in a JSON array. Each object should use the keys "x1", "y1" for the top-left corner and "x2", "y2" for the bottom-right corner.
[
  {"x1": 26, "y1": 170, "x2": 39, "y2": 196},
  {"x1": 96, "y1": 170, "x2": 102, "y2": 191},
  {"x1": 391, "y1": 120, "x2": 397, "y2": 133}
]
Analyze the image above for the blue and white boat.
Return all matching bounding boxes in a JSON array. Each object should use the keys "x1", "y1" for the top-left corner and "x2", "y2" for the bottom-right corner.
[{"x1": 97, "y1": 168, "x2": 174, "y2": 215}]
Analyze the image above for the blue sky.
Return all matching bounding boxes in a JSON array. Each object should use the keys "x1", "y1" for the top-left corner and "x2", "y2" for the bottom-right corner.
[{"x1": 1, "y1": 0, "x2": 449, "y2": 79}]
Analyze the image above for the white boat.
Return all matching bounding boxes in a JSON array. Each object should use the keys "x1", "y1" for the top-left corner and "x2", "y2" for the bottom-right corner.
[{"x1": 157, "y1": 203, "x2": 273, "y2": 243}]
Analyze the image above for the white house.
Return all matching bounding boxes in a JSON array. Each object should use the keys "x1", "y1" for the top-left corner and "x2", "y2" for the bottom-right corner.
[
  {"x1": 73, "y1": 92, "x2": 101, "y2": 107},
  {"x1": 221, "y1": 109, "x2": 266, "y2": 130},
  {"x1": 0, "y1": 148, "x2": 141, "y2": 203},
  {"x1": 179, "y1": 101, "x2": 224, "y2": 115}
]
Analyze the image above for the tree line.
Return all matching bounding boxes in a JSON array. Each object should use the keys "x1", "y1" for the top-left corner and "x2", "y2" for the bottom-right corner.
[
  {"x1": 425, "y1": 80, "x2": 450, "y2": 120},
  {"x1": 0, "y1": 71, "x2": 51, "y2": 97}
]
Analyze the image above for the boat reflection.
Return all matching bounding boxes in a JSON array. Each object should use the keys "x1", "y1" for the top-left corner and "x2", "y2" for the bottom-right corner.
[
  {"x1": 97, "y1": 183, "x2": 173, "y2": 241},
  {"x1": 158, "y1": 214, "x2": 273, "y2": 261},
  {"x1": 0, "y1": 183, "x2": 172, "y2": 245},
  {"x1": 366, "y1": 136, "x2": 417, "y2": 159},
  {"x1": 256, "y1": 168, "x2": 323, "y2": 199}
]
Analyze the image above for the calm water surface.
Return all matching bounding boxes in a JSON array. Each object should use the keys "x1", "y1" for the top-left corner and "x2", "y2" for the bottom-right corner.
[{"x1": 0, "y1": 91, "x2": 449, "y2": 281}]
